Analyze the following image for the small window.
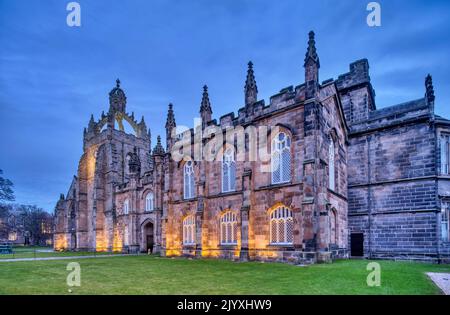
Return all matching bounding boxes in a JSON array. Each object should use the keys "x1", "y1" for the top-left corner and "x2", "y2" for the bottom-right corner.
[
  {"x1": 329, "y1": 139, "x2": 336, "y2": 190},
  {"x1": 220, "y1": 211, "x2": 238, "y2": 245},
  {"x1": 184, "y1": 161, "x2": 195, "y2": 199},
  {"x1": 442, "y1": 206, "x2": 449, "y2": 242},
  {"x1": 123, "y1": 199, "x2": 129, "y2": 215},
  {"x1": 441, "y1": 134, "x2": 450, "y2": 175},
  {"x1": 8, "y1": 232, "x2": 17, "y2": 241},
  {"x1": 269, "y1": 206, "x2": 294, "y2": 245},
  {"x1": 183, "y1": 215, "x2": 195, "y2": 245},
  {"x1": 145, "y1": 192, "x2": 154, "y2": 212},
  {"x1": 222, "y1": 148, "x2": 236, "y2": 193},
  {"x1": 271, "y1": 132, "x2": 291, "y2": 184}
]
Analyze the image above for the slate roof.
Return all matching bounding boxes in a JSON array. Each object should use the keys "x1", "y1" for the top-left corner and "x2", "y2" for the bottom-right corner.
[{"x1": 369, "y1": 98, "x2": 427, "y2": 120}]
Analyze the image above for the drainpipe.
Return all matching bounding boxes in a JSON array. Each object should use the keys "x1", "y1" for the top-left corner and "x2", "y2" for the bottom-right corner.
[
  {"x1": 367, "y1": 135, "x2": 373, "y2": 259},
  {"x1": 433, "y1": 122, "x2": 441, "y2": 263}
]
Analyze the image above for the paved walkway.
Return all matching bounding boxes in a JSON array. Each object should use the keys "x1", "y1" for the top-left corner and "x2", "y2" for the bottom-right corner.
[
  {"x1": 0, "y1": 254, "x2": 139, "y2": 263},
  {"x1": 427, "y1": 272, "x2": 450, "y2": 295}
]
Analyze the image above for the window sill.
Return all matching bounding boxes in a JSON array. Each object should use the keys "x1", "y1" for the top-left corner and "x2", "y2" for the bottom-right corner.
[
  {"x1": 220, "y1": 243, "x2": 238, "y2": 248},
  {"x1": 268, "y1": 243, "x2": 294, "y2": 248},
  {"x1": 256, "y1": 182, "x2": 297, "y2": 191}
]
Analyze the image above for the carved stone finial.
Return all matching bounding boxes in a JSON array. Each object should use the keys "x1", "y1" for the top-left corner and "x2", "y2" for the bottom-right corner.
[
  {"x1": 116, "y1": 78, "x2": 121, "y2": 88},
  {"x1": 200, "y1": 85, "x2": 212, "y2": 114},
  {"x1": 153, "y1": 135, "x2": 165, "y2": 155},
  {"x1": 425, "y1": 74, "x2": 435, "y2": 104},
  {"x1": 304, "y1": 31, "x2": 320, "y2": 67},
  {"x1": 165, "y1": 103, "x2": 176, "y2": 150},
  {"x1": 245, "y1": 61, "x2": 258, "y2": 107},
  {"x1": 165, "y1": 103, "x2": 176, "y2": 130},
  {"x1": 88, "y1": 114, "x2": 96, "y2": 133}
]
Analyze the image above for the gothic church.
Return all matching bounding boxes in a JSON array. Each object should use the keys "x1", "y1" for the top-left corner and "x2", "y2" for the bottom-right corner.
[{"x1": 54, "y1": 32, "x2": 450, "y2": 263}]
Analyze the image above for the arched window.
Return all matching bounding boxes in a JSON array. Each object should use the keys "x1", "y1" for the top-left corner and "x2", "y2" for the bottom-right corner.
[
  {"x1": 184, "y1": 161, "x2": 195, "y2": 199},
  {"x1": 330, "y1": 209, "x2": 337, "y2": 244},
  {"x1": 329, "y1": 138, "x2": 336, "y2": 190},
  {"x1": 124, "y1": 226, "x2": 129, "y2": 246},
  {"x1": 269, "y1": 206, "x2": 294, "y2": 245},
  {"x1": 220, "y1": 211, "x2": 238, "y2": 245},
  {"x1": 441, "y1": 204, "x2": 449, "y2": 242},
  {"x1": 271, "y1": 132, "x2": 291, "y2": 184},
  {"x1": 222, "y1": 148, "x2": 236, "y2": 193},
  {"x1": 145, "y1": 192, "x2": 154, "y2": 212},
  {"x1": 123, "y1": 199, "x2": 129, "y2": 215},
  {"x1": 183, "y1": 215, "x2": 195, "y2": 245}
]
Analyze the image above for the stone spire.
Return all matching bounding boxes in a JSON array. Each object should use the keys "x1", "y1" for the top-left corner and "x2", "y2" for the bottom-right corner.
[
  {"x1": 304, "y1": 31, "x2": 320, "y2": 99},
  {"x1": 109, "y1": 78, "x2": 127, "y2": 113},
  {"x1": 425, "y1": 74, "x2": 435, "y2": 122},
  {"x1": 200, "y1": 85, "x2": 212, "y2": 128},
  {"x1": 244, "y1": 61, "x2": 258, "y2": 107},
  {"x1": 165, "y1": 103, "x2": 176, "y2": 151},
  {"x1": 153, "y1": 135, "x2": 165, "y2": 155}
]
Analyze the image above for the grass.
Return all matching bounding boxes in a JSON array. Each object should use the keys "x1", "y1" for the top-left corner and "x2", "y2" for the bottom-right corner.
[{"x1": 0, "y1": 256, "x2": 449, "y2": 295}]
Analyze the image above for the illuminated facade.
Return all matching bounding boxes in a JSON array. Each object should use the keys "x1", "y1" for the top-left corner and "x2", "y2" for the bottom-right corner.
[{"x1": 54, "y1": 31, "x2": 450, "y2": 263}]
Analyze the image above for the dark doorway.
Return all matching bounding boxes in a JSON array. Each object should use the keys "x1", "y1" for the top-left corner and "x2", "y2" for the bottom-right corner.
[
  {"x1": 350, "y1": 233, "x2": 364, "y2": 257},
  {"x1": 144, "y1": 222, "x2": 154, "y2": 254}
]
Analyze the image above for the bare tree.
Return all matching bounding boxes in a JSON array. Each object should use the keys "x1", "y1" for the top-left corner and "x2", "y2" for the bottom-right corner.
[{"x1": 0, "y1": 169, "x2": 14, "y2": 202}]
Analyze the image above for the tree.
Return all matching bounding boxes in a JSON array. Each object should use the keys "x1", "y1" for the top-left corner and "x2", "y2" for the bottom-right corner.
[
  {"x1": 17, "y1": 205, "x2": 53, "y2": 246},
  {"x1": 0, "y1": 169, "x2": 15, "y2": 202},
  {"x1": 0, "y1": 203, "x2": 12, "y2": 240}
]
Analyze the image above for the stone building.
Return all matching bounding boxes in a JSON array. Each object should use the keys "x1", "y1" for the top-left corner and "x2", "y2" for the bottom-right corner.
[{"x1": 54, "y1": 32, "x2": 450, "y2": 263}]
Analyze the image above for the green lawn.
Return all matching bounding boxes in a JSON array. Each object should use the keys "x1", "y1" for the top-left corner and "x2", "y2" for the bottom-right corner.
[{"x1": 0, "y1": 256, "x2": 449, "y2": 295}]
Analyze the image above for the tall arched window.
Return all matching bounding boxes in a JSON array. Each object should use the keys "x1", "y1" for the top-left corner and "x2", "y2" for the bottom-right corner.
[
  {"x1": 271, "y1": 132, "x2": 291, "y2": 184},
  {"x1": 183, "y1": 215, "x2": 195, "y2": 245},
  {"x1": 184, "y1": 161, "x2": 195, "y2": 199},
  {"x1": 124, "y1": 226, "x2": 129, "y2": 246},
  {"x1": 222, "y1": 148, "x2": 236, "y2": 193},
  {"x1": 220, "y1": 211, "x2": 238, "y2": 245},
  {"x1": 329, "y1": 138, "x2": 336, "y2": 191},
  {"x1": 145, "y1": 192, "x2": 154, "y2": 212},
  {"x1": 123, "y1": 199, "x2": 129, "y2": 215},
  {"x1": 269, "y1": 206, "x2": 294, "y2": 245},
  {"x1": 441, "y1": 204, "x2": 449, "y2": 242}
]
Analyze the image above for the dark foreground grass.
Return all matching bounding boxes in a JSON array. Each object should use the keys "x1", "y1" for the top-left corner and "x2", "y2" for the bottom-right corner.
[
  {"x1": 0, "y1": 256, "x2": 449, "y2": 295},
  {"x1": 0, "y1": 249, "x2": 114, "y2": 260}
]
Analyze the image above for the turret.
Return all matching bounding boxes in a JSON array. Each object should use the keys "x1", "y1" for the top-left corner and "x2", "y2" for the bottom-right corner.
[{"x1": 109, "y1": 78, "x2": 126, "y2": 113}]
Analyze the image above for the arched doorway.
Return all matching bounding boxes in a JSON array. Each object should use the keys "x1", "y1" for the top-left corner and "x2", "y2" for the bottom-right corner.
[{"x1": 143, "y1": 222, "x2": 154, "y2": 253}]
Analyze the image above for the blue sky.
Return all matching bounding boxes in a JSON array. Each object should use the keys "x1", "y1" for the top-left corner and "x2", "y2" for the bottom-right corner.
[{"x1": 0, "y1": 0, "x2": 449, "y2": 212}]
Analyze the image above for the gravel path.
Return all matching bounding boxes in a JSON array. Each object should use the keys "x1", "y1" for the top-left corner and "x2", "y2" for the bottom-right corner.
[
  {"x1": 0, "y1": 254, "x2": 139, "y2": 263},
  {"x1": 426, "y1": 272, "x2": 450, "y2": 295}
]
